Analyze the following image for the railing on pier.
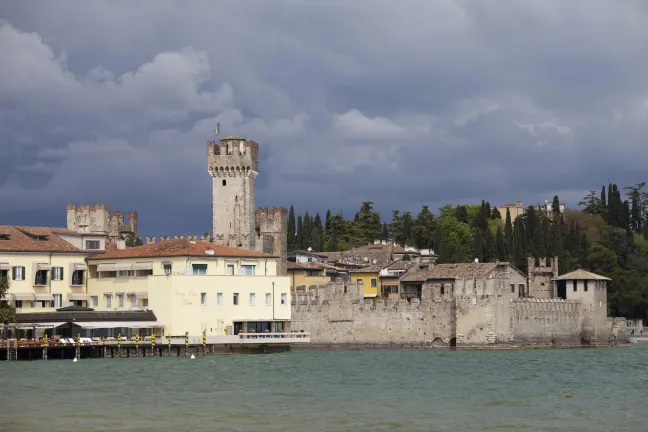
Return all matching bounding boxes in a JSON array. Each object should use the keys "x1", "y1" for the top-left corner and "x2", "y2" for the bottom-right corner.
[{"x1": 237, "y1": 332, "x2": 311, "y2": 343}]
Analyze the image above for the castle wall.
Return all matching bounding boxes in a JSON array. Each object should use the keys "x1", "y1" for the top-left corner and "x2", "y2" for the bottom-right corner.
[
  {"x1": 290, "y1": 284, "x2": 455, "y2": 345},
  {"x1": 66, "y1": 204, "x2": 137, "y2": 240},
  {"x1": 527, "y1": 256, "x2": 559, "y2": 298},
  {"x1": 255, "y1": 207, "x2": 288, "y2": 276},
  {"x1": 511, "y1": 299, "x2": 583, "y2": 345}
]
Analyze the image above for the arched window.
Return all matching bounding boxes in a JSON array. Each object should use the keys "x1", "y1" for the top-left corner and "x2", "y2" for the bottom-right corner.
[{"x1": 222, "y1": 179, "x2": 226, "y2": 186}]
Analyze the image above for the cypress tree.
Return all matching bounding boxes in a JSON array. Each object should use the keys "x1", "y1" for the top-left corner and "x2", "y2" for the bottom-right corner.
[
  {"x1": 600, "y1": 186, "x2": 607, "y2": 211},
  {"x1": 312, "y1": 213, "x2": 324, "y2": 251},
  {"x1": 287, "y1": 205, "x2": 296, "y2": 252},
  {"x1": 484, "y1": 226, "x2": 495, "y2": 262},
  {"x1": 491, "y1": 207, "x2": 502, "y2": 220},
  {"x1": 324, "y1": 209, "x2": 332, "y2": 234},
  {"x1": 302, "y1": 211, "x2": 312, "y2": 249},
  {"x1": 496, "y1": 227, "x2": 506, "y2": 260},
  {"x1": 296, "y1": 216, "x2": 303, "y2": 250},
  {"x1": 513, "y1": 218, "x2": 526, "y2": 269},
  {"x1": 381, "y1": 223, "x2": 389, "y2": 241},
  {"x1": 504, "y1": 208, "x2": 513, "y2": 259},
  {"x1": 473, "y1": 228, "x2": 484, "y2": 262}
]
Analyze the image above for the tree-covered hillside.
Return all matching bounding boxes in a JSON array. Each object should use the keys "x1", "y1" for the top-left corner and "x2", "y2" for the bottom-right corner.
[{"x1": 288, "y1": 182, "x2": 648, "y2": 319}]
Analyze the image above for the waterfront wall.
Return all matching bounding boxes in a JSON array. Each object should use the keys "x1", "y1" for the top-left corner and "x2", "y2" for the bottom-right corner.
[{"x1": 291, "y1": 283, "x2": 628, "y2": 348}]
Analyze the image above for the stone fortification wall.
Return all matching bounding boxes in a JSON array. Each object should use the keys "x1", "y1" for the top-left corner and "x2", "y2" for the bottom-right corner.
[
  {"x1": 255, "y1": 207, "x2": 288, "y2": 276},
  {"x1": 607, "y1": 317, "x2": 630, "y2": 344},
  {"x1": 291, "y1": 284, "x2": 455, "y2": 346},
  {"x1": 511, "y1": 299, "x2": 583, "y2": 345}
]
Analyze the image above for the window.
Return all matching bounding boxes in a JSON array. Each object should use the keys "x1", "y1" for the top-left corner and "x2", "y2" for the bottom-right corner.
[
  {"x1": 192, "y1": 264, "x2": 207, "y2": 275},
  {"x1": 201, "y1": 293, "x2": 207, "y2": 305},
  {"x1": 34, "y1": 270, "x2": 48, "y2": 286},
  {"x1": 163, "y1": 264, "x2": 172, "y2": 275},
  {"x1": 573, "y1": 280, "x2": 577, "y2": 292},
  {"x1": 307, "y1": 257, "x2": 313, "y2": 262},
  {"x1": 71, "y1": 270, "x2": 84, "y2": 285},
  {"x1": 12, "y1": 266, "x2": 25, "y2": 281},
  {"x1": 118, "y1": 270, "x2": 135, "y2": 278},
  {"x1": 249, "y1": 293, "x2": 256, "y2": 306},
  {"x1": 519, "y1": 284, "x2": 525, "y2": 298},
  {"x1": 104, "y1": 294, "x2": 112, "y2": 308},
  {"x1": 440, "y1": 285, "x2": 445, "y2": 295},
  {"x1": 281, "y1": 293, "x2": 287, "y2": 305},
  {"x1": 306, "y1": 270, "x2": 320, "y2": 277},
  {"x1": 130, "y1": 295, "x2": 136, "y2": 308},
  {"x1": 226, "y1": 264, "x2": 234, "y2": 275},
  {"x1": 510, "y1": 284, "x2": 515, "y2": 293},
  {"x1": 85, "y1": 240, "x2": 100, "y2": 250},
  {"x1": 53, "y1": 294, "x2": 62, "y2": 308},
  {"x1": 52, "y1": 267, "x2": 64, "y2": 281},
  {"x1": 241, "y1": 265, "x2": 256, "y2": 275},
  {"x1": 584, "y1": 280, "x2": 588, "y2": 292},
  {"x1": 370, "y1": 279, "x2": 377, "y2": 287},
  {"x1": 142, "y1": 299, "x2": 149, "y2": 308},
  {"x1": 90, "y1": 296, "x2": 98, "y2": 308},
  {"x1": 265, "y1": 293, "x2": 271, "y2": 306},
  {"x1": 222, "y1": 179, "x2": 226, "y2": 186},
  {"x1": 217, "y1": 293, "x2": 223, "y2": 306},
  {"x1": 233, "y1": 293, "x2": 239, "y2": 305},
  {"x1": 15, "y1": 300, "x2": 23, "y2": 308},
  {"x1": 117, "y1": 294, "x2": 124, "y2": 308}
]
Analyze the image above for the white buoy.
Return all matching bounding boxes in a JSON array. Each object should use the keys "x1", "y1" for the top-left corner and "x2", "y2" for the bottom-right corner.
[
  {"x1": 73, "y1": 357, "x2": 78, "y2": 362},
  {"x1": 190, "y1": 354, "x2": 195, "y2": 359}
]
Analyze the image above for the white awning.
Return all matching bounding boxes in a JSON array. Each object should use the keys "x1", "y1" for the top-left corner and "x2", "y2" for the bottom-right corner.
[
  {"x1": 1, "y1": 294, "x2": 11, "y2": 301},
  {"x1": 97, "y1": 264, "x2": 115, "y2": 272},
  {"x1": 37, "y1": 263, "x2": 52, "y2": 271},
  {"x1": 67, "y1": 293, "x2": 90, "y2": 301},
  {"x1": 15, "y1": 322, "x2": 67, "y2": 329},
  {"x1": 363, "y1": 294, "x2": 378, "y2": 298},
  {"x1": 12, "y1": 293, "x2": 36, "y2": 301},
  {"x1": 75, "y1": 321, "x2": 163, "y2": 329},
  {"x1": 136, "y1": 292, "x2": 148, "y2": 299},
  {"x1": 0, "y1": 262, "x2": 10, "y2": 270},
  {"x1": 124, "y1": 292, "x2": 137, "y2": 296},
  {"x1": 73, "y1": 263, "x2": 88, "y2": 271},
  {"x1": 114, "y1": 263, "x2": 133, "y2": 271},
  {"x1": 34, "y1": 293, "x2": 54, "y2": 301},
  {"x1": 133, "y1": 262, "x2": 153, "y2": 270}
]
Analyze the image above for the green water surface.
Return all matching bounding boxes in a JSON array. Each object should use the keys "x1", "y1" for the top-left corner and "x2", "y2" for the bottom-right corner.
[{"x1": 2, "y1": 345, "x2": 647, "y2": 431}]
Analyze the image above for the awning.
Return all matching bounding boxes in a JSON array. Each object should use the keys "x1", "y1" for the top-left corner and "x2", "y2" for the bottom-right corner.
[
  {"x1": 136, "y1": 292, "x2": 148, "y2": 299},
  {"x1": 67, "y1": 293, "x2": 90, "y2": 301},
  {"x1": 114, "y1": 263, "x2": 133, "y2": 271},
  {"x1": 1, "y1": 294, "x2": 11, "y2": 301},
  {"x1": 133, "y1": 262, "x2": 153, "y2": 270},
  {"x1": 75, "y1": 321, "x2": 163, "y2": 329},
  {"x1": 12, "y1": 293, "x2": 36, "y2": 301},
  {"x1": 34, "y1": 293, "x2": 54, "y2": 301},
  {"x1": 97, "y1": 264, "x2": 115, "y2": 272},
  {"x1": 37, "y1": 263, "x2": 52, "y2": 271},
  {"x1": 124, "y1": 292, "x2": 136, "y2": 296},
  {"x1": 73, "y1": 263, "x2": 88, "y2": 271},
  {"x1": 15, "y1": 322, "x2": 67, "y2": 329},
  {"x1": 363, "y1": 294, "x2": 378, "y2": 298},
  {"x1": 0, "y1": 262, "x2": 10, "y2": 270}
]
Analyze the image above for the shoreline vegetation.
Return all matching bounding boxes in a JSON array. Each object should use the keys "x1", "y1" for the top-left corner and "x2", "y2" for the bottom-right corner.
[{"x1": 288, "y1": 182, "x2": 648, "y2": 321}]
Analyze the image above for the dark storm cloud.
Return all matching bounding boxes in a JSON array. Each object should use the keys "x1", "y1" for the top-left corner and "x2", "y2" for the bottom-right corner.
[{"x1": 1, "y1": 0, "x2": 648, "y2": 235}]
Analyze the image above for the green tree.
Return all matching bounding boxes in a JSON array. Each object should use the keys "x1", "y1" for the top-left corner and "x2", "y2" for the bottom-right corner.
[
  {"x1": 357, "y1": 201, "x2": 382, "y2": 243},
  {"x1": 491, "y1": 207, "x2": 502, "y2": 220},
  {"x1": 296, "y1": 216, "x2": 303, "y2": 250},
  {"x1": 504, "y1": 208, "x2": 513, "y2": 260},
  {"x1": 287, "y1": 205, "x2": 296, "y2": 252},
  {"x1": 0, "y1": 276, "x2": 16, "y2": 336},
  {"x1": 381, "y1": 223, "x2": 389, "y2": 241},
  {"x1": 473, "y1": 228, "x2": 484, "y2": 262},
  {"x1": 302, "y1": 211, "x2": 312, "y2": 249},
  {"x1": 311, "y1": 213, "x2": 324, "y2": 251},
  {"x1": 125, "y1": 232, "x2": 143, "y2": 247},
  {"x1": 495, "y1": 227, "x2": 506, "y2": 260},
  {"x1": 413, "y1": 205, "x2": 435, "y2": 249}
]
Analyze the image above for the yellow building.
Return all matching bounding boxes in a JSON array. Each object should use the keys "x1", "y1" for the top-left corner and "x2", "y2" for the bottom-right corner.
[
  {"x1": 86, "y1": 239, "x2": 291, "y2": 336},
  {"x1": 0, "y1": 226, "x2": 107, "y2": 311},
  {"x1": 495, "y1": 200, "x2": 526, "y2": 223},
  {"x1": 350, "y1": 265, "x2": 381, "y2": 297}
]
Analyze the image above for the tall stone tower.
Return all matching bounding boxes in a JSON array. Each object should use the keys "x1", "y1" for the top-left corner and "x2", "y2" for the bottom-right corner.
[{"x1": 207, "y1": 136, "x2": 259, "y2": 248}]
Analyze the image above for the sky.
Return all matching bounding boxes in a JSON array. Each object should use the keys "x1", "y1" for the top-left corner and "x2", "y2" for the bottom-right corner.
[{"x1": 2, "y1": 0, "x2": 648, "y2": 237}]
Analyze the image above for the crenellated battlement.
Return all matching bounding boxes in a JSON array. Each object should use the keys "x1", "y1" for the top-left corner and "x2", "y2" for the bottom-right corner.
[
  {"x1": 67, "y1": 203, "x2": 137, "y2": 239},
  {"x1": 207, "y1": 137, "x2": 259, "y2": 174},
  {"x1": 255, "y1": 207, "x2": 287, "y2": 233},
  {"x1": 145, "y1": 234, "x2": 211, "y2": 244}
]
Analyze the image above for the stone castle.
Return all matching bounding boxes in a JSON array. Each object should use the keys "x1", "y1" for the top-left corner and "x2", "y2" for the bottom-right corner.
[
  {"x1": 291, "y1": 258, "x2": 629, "y2": 349},
  {"x1": 207, "y1": 136, "x2": 288, "y2": 274},
  {"x1": 66, "y1": 204, "x2": 138, "y2": 239}
]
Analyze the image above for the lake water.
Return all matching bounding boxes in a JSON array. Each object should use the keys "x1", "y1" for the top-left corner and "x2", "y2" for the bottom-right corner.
[{"x1": 3, "y1": 344, "x2": 647, "y2": 431}]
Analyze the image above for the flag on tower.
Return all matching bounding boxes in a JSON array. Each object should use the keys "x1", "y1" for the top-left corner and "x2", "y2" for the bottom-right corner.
[{"x1": 215, "y1": 123, "x2": 220, "y2": 137}]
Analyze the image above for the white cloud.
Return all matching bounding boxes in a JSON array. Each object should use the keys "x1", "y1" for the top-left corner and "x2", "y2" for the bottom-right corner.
[{"x1": 332, "y1": 109, "x2": 407, "y2": 140}]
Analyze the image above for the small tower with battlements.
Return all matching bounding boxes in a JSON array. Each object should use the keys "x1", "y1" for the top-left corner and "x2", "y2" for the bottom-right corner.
[{"x1": 207, "y1": 136, "x2": 259, "y2": 248}]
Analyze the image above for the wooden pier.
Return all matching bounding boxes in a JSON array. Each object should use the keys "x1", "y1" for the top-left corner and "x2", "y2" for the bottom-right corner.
[{"x1": 1, "y1": 332, "x2": 311, "y2": 361}]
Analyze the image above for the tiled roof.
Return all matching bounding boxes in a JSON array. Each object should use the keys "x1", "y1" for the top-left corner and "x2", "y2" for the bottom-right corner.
[
  {"x1": 350, "y1": 265, "x2": 382, "y2": 273},
  {"x1": 293, "y1": 250, "x2": 328, "y2": 258},
  {"x1": 0, "y1": 226, "x2": 85, "y2": 253},
  {"x1": 87, "y1": 239, "x2": 276, "y2": 260},
  {"x1": 401, "y1": 262, "x2": 504, "y2": 282},
  {"x1": 287, "y1": 261, "x2": 343, "y2": 271},
  {"x1": 383, "y1": 260, "x2": 414, "y2": 271},
  {"x1": 553, "y1": 269, "x2": 611, "y2": 281}
]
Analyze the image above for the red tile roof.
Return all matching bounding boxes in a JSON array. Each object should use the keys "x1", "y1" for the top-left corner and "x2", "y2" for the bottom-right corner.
[
  {"x1": 86, "y1": 238, "x2": 276, "y2": 260},
  {"x1": 0, "y1": 226, "x2": 85, "y2": 253}
]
